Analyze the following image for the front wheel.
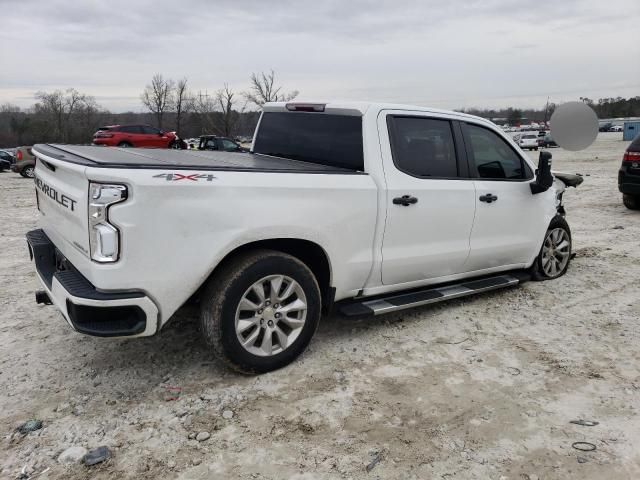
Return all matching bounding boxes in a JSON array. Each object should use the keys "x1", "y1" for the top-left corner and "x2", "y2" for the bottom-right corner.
[
  {"x1": 200, "y1": 250, "x2": 321, "y2": 374},
  {"x1": 530, "y1": 216, "x2": 572, "y2": 280},
  {"x1": 623, "y1": 194, "x2": 640, "y2": 210}
]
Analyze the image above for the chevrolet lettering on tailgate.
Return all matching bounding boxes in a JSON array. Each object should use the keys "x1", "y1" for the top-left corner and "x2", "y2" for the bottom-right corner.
[{"x1": 35, "y1": 176, "x2": 77, "y2": 212}]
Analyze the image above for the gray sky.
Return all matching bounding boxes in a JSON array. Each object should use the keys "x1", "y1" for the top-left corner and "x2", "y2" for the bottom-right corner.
[{"x1": 1, "y1": 0, "x2": 639, "y2": 112}]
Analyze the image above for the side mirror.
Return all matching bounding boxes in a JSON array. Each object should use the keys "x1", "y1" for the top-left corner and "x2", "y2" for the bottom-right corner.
[{"x1": 530, "y1": 151, "x2": 554, "y2": 194}]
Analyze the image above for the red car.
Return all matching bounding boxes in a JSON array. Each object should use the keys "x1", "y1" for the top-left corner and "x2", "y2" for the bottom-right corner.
[{"x1": 93, "y1": 125, "x2": 177, "y2": 148}]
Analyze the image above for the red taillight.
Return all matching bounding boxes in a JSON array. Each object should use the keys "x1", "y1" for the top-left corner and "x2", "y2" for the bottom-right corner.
[
  {"x1": 623, "y1": 151, "x2": 640, "y2": 162},
  {"x1": 16, "y1": 150, "x2": 22, "y2": 160}
]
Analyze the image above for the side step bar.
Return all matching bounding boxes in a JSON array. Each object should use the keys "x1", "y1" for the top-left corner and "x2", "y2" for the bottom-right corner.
[{"x1": 339, "y1": 274, "x2": 521, "y2": 317}]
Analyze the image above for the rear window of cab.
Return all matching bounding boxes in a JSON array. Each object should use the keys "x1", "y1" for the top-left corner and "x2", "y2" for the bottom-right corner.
[{"x1": 253, "y1": 112, "x2": 364, "y2": 171}]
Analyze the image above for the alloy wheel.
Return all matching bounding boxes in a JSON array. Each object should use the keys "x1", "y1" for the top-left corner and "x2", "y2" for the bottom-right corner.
[
  {"x1": 234, "y1": 275, "x2": 307, "y2": 356},
  {"x1": 541, "y1": 228, "x2": 570, "y2": 278}
]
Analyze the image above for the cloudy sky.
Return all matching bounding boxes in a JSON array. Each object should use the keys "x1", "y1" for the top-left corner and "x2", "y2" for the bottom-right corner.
[{"x1": 1, "y1": 0, "x2": 639, "y2": 112}]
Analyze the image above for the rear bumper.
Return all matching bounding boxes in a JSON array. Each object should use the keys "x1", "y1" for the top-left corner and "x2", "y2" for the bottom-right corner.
[
  {"x1": 620, "y1": 183, "x2": 640, "y2": 195},
  {"x1": 26, "y1": 229, "x2": 159, "y2": 337},
  {"x1": 618, "y1": 169, "x2": 640, "y2": 194}
]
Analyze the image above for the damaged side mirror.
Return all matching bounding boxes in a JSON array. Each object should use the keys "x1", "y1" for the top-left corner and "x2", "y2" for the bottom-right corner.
[{"x1": 531, "y1": 150, "x2": 554, "y2": 194}]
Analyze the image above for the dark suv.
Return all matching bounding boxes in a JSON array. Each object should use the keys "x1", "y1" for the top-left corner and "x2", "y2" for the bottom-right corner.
[
  {"x1": 619, "y1": 135, "x2": 640, "y2": 210},
  {"x1": 198, "y1": 135, "x2": 246, "y2": 152},
  {"x1": 0, "y1": 150, "x2": 14, "y2": 171}
]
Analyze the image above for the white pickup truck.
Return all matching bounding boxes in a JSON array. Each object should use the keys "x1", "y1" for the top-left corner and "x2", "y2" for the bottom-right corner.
[{"x1": 27, "y1": 101, "x2": 581, "y2": 373}]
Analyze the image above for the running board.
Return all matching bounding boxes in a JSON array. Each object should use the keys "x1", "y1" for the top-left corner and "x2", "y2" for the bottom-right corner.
[{"x1": 339, "y1": 274, "x2": 521, "y2": 317}]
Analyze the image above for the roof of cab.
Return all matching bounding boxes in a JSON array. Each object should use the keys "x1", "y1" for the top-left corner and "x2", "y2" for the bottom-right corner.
[{"x1": 262, "y1": 100, "x2": 494, "y2": 126}]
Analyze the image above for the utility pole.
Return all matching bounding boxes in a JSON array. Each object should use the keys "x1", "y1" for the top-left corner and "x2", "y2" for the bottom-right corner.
[{"x1": 543, "y1": 96, "x2": 550, "y2": 127}]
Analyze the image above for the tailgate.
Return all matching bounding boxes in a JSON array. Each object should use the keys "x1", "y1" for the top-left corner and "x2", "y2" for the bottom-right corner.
[{"x1": 32, "y1": 147, "x2": 90, "y2": 259}]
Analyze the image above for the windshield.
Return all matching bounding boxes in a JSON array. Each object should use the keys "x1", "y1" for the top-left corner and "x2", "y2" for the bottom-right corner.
[{"x1": 253, "y1": 112, "x2": 364, "y2": 171}]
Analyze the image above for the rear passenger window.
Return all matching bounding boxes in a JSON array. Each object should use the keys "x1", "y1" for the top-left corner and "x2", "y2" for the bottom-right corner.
[
  {"x1": 120, "y1": 126, "x2": 142, "y2": 134},
  {"x1": 387, "y1": 116, "x2": 458, "y2": 178},
  {"x1": 465, "y1": 124, "x2": 532, "y2": 180}
]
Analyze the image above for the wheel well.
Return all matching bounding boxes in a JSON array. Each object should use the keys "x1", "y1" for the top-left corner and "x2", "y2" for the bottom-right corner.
[{"x1": 208, "y1": 239, "x2": 334, "y2": 311}]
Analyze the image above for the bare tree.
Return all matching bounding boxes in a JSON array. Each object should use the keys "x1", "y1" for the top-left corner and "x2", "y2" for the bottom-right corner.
[
  {"x1": 215, "y1": 84, "x2": 243, "y2": 137},
  {"x1": 244, "y1": 70, "x2": 298, "y2": 108},
  {"x1": 193, "y1": 90, "x2": 218, "y2": 135},
  {"x1": 34, "y1": 88, "x2": 93, "y2": 142},
  {"x1": 141, "y1": 73, "x2": 174, "y2": 129},
  {"x1": 173, "y1": 78, "x2": 192, "y2": 136}
]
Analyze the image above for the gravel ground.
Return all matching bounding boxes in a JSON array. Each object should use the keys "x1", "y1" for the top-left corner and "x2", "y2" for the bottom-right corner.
[{"x1": 1, "y1": 132, "x2": 639, "y2": 479}]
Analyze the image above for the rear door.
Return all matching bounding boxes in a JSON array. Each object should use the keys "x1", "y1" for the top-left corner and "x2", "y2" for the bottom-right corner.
[
  {"x1": 118, "y1": 126, "x2": 144, "y2": 146},
  {"x1": 379, "y1": 112, "x2": 476, "y2": 285},
  {"x1": 461, "y1": 122, "x2": 546, "y2": 270}
]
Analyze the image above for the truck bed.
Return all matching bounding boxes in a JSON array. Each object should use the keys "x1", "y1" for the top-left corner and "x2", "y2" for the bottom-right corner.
[{"x1": 33, "y1": 144, "x2": 361, "y2": 174}]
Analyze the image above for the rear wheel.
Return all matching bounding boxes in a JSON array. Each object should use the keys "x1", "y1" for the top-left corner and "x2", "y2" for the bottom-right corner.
[
  {"x1": 530, "y1": 216, "x2": 572, "y2": 280},
  {"x1": 117, "y1": 142, "x2": 132, "y2": 148},
  {"x1": 200, "y1": 250, "x2": 321, "y2": 374},
  {"x1": 21, "y1": 166, "x2": 35, "y2": 178},
  {"x1": 623, "y1": 194, "x2": 640, "y2": 210}
]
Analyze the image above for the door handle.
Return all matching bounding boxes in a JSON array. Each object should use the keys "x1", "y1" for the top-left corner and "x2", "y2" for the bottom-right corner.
[
  {"x1": 479, "y1": 193, "x2": 498, "y2": 203},
  {"x1": 393, "y1": 195, "x2": 418, "y2": 206}
]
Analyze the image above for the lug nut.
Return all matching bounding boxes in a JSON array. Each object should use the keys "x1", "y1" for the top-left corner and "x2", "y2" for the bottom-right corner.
[
  {"x1": 274, "y1": 303, "x2": 279, "y2": 308},
  {"x1": 257, "y1": 309, "x2": 263, "y2": 314},
  {"x1": 268, "y1": 320, "x2": 274, "y2": 327},
  {"x1": 275, "y1": 313, "x2": 281, "y2": 318}
]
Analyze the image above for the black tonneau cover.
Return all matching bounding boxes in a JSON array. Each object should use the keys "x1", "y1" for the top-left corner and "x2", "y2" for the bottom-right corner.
[{"x1": 32, "y1": 144, "x2": 360, "y2": 174}]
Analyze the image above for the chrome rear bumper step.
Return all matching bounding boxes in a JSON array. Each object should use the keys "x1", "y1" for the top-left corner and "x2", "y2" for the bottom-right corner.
[{"x1": 339, "y1": 274, "x2": 521, "y2": 317}]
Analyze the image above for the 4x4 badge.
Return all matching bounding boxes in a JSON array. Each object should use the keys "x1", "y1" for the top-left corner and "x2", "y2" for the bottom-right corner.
[{"x1": 153, "y1": 173, "x2": 216, "y2": 182}]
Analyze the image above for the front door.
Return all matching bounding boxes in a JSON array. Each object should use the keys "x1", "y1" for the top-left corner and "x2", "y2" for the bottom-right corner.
[
  {"x1": 461, "y1": 122, "x2": 548, "y2": 271},
  {"x1": 379, "y1": 113, "x2": 477, "y2": 285},
  {"x1": 141, "y1": 126, "x2": 167, "y2": 148}
]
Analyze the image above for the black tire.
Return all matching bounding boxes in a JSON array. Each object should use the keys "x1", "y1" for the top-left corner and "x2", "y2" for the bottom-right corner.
[
  {"x1": 623, "y1": 194, "x2": 640, "y2": 210},
  {"x1": 200, "y1": 249, "x2": 321, "y2": 374},
  {"x1": 530, "y1": 215, "x2": 572, "y2": 281},
  {"x1": 21, "y1": 166, "x2": 35, "y2": 178},
  {"x1": 117, "y1": 142, "x2": 132, "y2": 148}
]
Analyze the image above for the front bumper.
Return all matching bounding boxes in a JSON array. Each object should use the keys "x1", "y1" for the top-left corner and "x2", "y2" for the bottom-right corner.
[{"x1": 26, "y1": 229, "x2": 159, "y2": 337}]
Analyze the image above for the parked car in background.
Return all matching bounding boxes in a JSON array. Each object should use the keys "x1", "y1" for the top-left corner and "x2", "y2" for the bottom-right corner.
[
  {"x1": 541, "y1": 134, "x2": 558, "y2": 148},
  {"x1": 599, "y1": 122, "x2": 613, "y2": 132},
  {"x1": 185, "y1": 138, "x2": 200, "y2": 149},
  {"x1": 619, "y1": 134, "x2": 640, "y2": 210},
  {"x1": 518, "y1": 133, "x2": 539, "y2": 150},
  {"x1": 92, "y1": 125, "x2": 178, "y2": 148},
  {"x1": 0, "y1": 150, "x2": 15, "y2": 171},
  {"x1": 198, "y1": 135, "x2": 247, "y2": 152},
  {"x1": 610, "y1": 125, "x2": 623, "y2": 132},
  {"x1": 11, "y1": 147, "x2": 35, "y2": 177}
]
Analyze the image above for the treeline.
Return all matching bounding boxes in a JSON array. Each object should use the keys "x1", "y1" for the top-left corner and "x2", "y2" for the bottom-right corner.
[
  {"x1": 3, "y1": 86, "x2": 639, "y2": 147},
  {"x1": 0, "y1": 70, "x2": 297, "y2": 147},
  {"x1": 458, "y1": 96, "x2": 640, "y2": 125}
]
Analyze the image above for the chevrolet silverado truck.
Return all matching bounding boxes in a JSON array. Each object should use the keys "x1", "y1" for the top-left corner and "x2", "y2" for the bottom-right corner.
[{"x1": 27, "y1": 101, "x2": 580, "y2": 373}]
